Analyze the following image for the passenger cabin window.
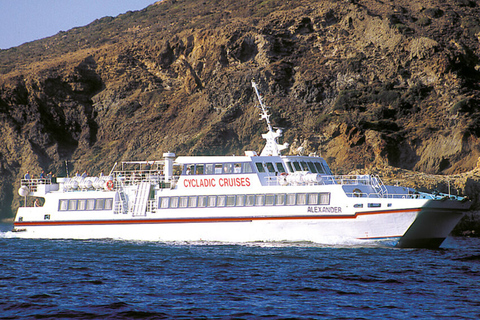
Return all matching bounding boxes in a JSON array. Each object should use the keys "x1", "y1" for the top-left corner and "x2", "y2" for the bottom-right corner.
[
  {"x1": 234, "y1": 163, "x2": 242, "y2": 173},
  {"x1": 224, "y1": 163, "x2": 233, "y2": 174},
  {"x1": 296, "y1": 193, "x2": 307, "y2": 205},
  {"x1": 198, "y1": 196, "x2": 207, "y2": 207},
  {"x1": 188, "y1": 196, "x2": 197, "y2": 207},
  {"x1": 215, "y1": 164, "x2": 223, "y2": 174},
  {"x1": 246, "y1": 194, "x2": 255, "y2": 206},
  {"x1": 158, "y1": 192, "x2": 332, "y2": 209},
  {"x1": 217, "y1": 195, "x2": 226, "y2": 207},
  {"x1": 160, "y1": 198, "x2": 169, "y2": 208},
  {"x1": 276, "y1": 194, "x2": 285, "y2": 205},
  {"x1": 243, "y1": 163, "x2": 254, "y2": 173},
  {"x1": 208, "y1": 196, "x2": 216, "y2": 207},
  {"x1": 205, "y1": 164, "x2": 214, "y2": 175},
  {"x1": 196, "y1": 164, "x2": 204, "y2": 175},
  {"x1": 226, "y1": 195, "x2": 235, "y2": 206},
  {"x1": 286, "y1": 194, "x2": 296, "y2": 205},
  {"x1": 179, "y1": 196, "x2": 188, "y2": 208},
  {"x1": 59, "y1": 198, "x2": 114, "y2": 211},
  {"x1": 236, "y1": 194, "x2": 245, "y2": 206},
  {"x1": 170, "y1": 197, "x2": 179, "y2": 208},
  {"x1": 265, "y1": 194, "x2": 275, "y2": 206}
]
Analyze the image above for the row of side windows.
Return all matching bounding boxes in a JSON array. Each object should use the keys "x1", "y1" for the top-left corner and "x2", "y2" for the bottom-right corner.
[
  {"x1": 255, "y1": 161, "x2": 330, "y2": 175},
  {"x1": 184, "y1": 162, "x2": 255, "y2": 175},
  {"x1": 158, "y1": 193, "x2": 330, "y2": 209},
  {"x1": 59, "y1": 198, "x2": 114, "y2": 211}
]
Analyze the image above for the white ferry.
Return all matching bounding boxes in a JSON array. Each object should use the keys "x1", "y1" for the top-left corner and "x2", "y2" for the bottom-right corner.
[{"x1": 13, "y1": 81, "x2": 471, "y2": 248}]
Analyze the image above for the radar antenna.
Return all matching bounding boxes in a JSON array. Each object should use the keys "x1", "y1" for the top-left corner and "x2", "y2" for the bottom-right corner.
[{"x1": 251, "y1": 80, "x2": 289, "y2": 156}]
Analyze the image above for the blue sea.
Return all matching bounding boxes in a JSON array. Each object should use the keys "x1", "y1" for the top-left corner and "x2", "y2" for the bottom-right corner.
[{"x1": 1, "y1": 223, "x2": 479, "y2": 319}]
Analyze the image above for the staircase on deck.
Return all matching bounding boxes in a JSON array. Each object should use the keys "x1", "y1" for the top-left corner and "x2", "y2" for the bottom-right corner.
[{"x1": 132, "y1": 181, "x2": 151, "y2": 216}]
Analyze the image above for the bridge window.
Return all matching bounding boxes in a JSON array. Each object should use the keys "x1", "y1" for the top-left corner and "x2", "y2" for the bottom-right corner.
[
  {"x1": 275, "y1": 163, "x2": 286, "y2": 173},
  {"x1": 286, "y1": 162, "x2": 294, "y2": 173},
  {"x1": 293, "y1": 162, "x2": 302, "y2": 171},
  {"x1": 307, "y1": 162, "x2": 317, "y2": 173},
  {"x1": 255, "y1": 163, "x2": 265, "y2": 173},
  {"x1": 314, "y1": 162, "x2": 325, "y2": 174},
  {"x1": 300, "y1": 162, "x2": 309, "y2": 171},
  {"x1": 265, "y1": 162, "x2": 275, "y2": 173}
]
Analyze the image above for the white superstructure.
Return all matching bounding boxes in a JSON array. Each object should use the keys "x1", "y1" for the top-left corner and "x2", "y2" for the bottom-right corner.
[{"x1": 12, "y1": 81, "x2": 471, "y2": 248}]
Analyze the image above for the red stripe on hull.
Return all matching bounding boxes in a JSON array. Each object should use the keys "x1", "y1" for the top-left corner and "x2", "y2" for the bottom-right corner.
[{"x1": 14, "y1": 208, "x2": 421, "y2": 227}]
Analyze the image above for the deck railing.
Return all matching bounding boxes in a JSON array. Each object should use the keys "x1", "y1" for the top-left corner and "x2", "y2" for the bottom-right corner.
[{"x1": 21, "y1": 179, "x2": 53, "y2": 193}]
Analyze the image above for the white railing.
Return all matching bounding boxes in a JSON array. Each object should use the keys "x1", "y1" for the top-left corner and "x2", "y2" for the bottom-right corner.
[
  {"x1": 265, "y1": 174, "x2": 380, "y2": 187},
  {"x1": 21, "y1": 178, "x2": 52, "y2": 192}
]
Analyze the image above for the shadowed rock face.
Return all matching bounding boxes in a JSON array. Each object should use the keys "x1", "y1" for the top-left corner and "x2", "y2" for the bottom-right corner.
[{"x1": 1, "y1": 0, "x2": 480, "y2": 219}]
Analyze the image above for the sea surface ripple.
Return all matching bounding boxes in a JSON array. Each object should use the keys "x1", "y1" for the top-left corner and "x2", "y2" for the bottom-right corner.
[{"x1": 1, "y1": 223, "x2": 479, "y2": 319}]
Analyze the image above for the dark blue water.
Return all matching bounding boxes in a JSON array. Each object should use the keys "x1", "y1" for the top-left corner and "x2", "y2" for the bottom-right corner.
[{"x1": 1, "y1": 223, "x2": 480, "y2": 319}]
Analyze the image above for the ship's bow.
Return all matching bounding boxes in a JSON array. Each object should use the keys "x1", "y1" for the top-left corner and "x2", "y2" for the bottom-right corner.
[{"x1": 396, "y1": 199, "x2": 471, "y2": 248}]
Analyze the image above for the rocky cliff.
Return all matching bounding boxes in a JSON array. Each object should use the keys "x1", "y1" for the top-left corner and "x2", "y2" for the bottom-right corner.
[{"x1": 1, "y1": 0, "x2": 480, "y2": 229}]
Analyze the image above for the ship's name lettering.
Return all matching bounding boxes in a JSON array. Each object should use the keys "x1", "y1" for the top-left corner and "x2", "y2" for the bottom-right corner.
[
  {"x1": 183, "y1": 177, "x2": 251, "y2": 188},
  {"x1": 307, "y1": 206, "x2": 342, "y2": 213}
]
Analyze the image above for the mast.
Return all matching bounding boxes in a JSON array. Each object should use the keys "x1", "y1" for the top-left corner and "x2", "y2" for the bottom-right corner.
[{"x1": 251, "y1": 80, "x2": 289, "y2": 156}]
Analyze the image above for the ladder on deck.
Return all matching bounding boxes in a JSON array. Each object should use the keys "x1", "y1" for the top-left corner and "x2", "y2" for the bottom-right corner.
[
  {"x1": 132, "y1": 181, "x2": 151, "y2": 216},
  {"x1": 371, "y1": 175, "x2": 388, "y2": 197}
]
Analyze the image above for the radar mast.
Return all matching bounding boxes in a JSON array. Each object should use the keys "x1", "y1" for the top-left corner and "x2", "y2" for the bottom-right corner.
[{"x1": 251, "y1": 80, "x2": 289, "y2": 156}]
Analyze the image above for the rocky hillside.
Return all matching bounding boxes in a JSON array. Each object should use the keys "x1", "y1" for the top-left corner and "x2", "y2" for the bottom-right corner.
[{"x1": 1, "y1": 0, "x2": 480, "y2": 226}]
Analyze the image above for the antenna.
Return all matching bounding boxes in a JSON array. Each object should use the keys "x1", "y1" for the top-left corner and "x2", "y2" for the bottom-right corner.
[{"x1": 251, "y1": 80, "x2": 289, "y2": 156}]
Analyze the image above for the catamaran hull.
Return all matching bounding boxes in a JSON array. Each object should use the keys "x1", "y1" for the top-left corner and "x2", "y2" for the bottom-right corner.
[{"x1": 12, "y1": 201, "x2": 466, "y2": 247}]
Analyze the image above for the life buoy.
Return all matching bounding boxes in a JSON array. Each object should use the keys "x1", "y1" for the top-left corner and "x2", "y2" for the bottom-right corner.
[
  {"x1": 106, "y1": 180, "x2": 114, "y2": 191},
  {"x1": 353, "y1": 188, "x2": 362, "y2": 197},
  {"x1": 280, "y1": 172, "x2": 288, "y2": 176}
]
